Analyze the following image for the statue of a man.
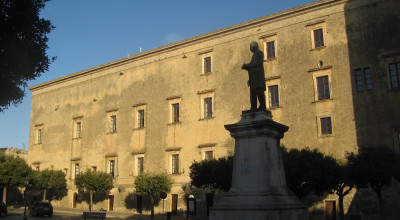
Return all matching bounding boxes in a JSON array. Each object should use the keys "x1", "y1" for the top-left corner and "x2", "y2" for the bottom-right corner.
[{"x1": 241, "y1": 41, "x2": 267, "y2": 112}]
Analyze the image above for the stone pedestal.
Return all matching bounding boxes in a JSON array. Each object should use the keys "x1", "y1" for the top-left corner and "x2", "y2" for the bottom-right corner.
[{"x1": 209, "y1": 111, "x2": 309, "y2": 220}]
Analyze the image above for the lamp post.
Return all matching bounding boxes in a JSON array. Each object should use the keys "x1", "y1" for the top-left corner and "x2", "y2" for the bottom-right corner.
[{"x1": 23, "y1": 180, "x2": 29, "y2": 220}]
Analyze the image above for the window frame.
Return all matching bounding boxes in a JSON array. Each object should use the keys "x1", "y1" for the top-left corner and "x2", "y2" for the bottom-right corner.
[
  {"x1": 109, "y1": 160, "x2": 115, "y2": 177},
  {"x1": 389, "y1": 62, "x2": 400, "y2": 89},
  {"x1": 355, "y1": 67, "x2": 373, "y2": 92},
  {"x1": 268, "y1": 85, "x2": 279, "y2": 108},
  {"x1": 138, "y1": 110, "x2": 145, "y2": 128},
  {"x1": 198, "y1": 91, "x2": 215, "y2": 120},
  {"x1": 106, "y1": 157, "x2": 117, "y2": 177},
  {"x1": 262, "y1": 34, "x2": 278, "y2": 61},
  {"x1": 313, "y1": 28, "x2": 325, "y2": 48},
  {"x1": 110, "y1": 115, "x2": 117, "y2": 133},
  {"x1": 317, "y1": 114, "x2": 334, "y2": 137},
  {"x1": 133, "y1": 105, "x2": 146, "y2": 129},
  {"x1": 312, "y1": 69, "x2": 332, "y2": 102},
  {"x1": 74, "y1": 163, "x2": 79, "y2": 178},
  {"x1": 203, "y1": 97, "x2": 213, "y2": 119},
  {"x1": 137, "y1": 157, "x2": 144, "y2": 176},
  {"x1": 200, "y1": 51, "x2": 213, "y2": 75},
  {"x1": 171, "y1": 154, "x2": 180, "y2": 174},
  {"x1": 266, "y1": 41, "x2": 276, "y2": 59},
  {"x1": 37, "y1": 128, "x2": 42, "y2": 144},
  {"x1": 73, "y1": 117, "x2": 83, "y2": 139},
  {"x1": 204, "y1": 56, "x2": 212, "y2": 73},
  {"x1": 308, "y1": 21, "x2": 327, "y2": 50},
  {"x1": 265, "y1": 77, "x2": 281, "y2": 109},
  {"x1": 34, "y1": 124, "x2": 44, "y2": 145},
  {"x1": 317, "y1": 75, "x2": 330, "y2": 100},
  {"x1": 133, "y1": 154, "x2": 145, "y2": 176},
  {"x1": 172, "y1": 103, "x2": 180, "y2": 123},
  {"x1": 76, "y1": 122, "x2": 82, "y2": 138},
  {"x1": 320, "y1": 117, "x2": 332, "y2": 135},
  {"x1": 204, "y1": 151, "x2": 214, "y2": 161}
]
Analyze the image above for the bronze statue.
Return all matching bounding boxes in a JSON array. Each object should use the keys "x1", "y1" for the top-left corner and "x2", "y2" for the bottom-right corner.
[{"x1": 241, "y1": 42, "x2": 266, "y2": 111}]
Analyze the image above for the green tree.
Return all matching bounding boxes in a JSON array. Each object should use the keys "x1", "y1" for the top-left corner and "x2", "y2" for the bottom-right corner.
[
  {"x1": 281, "y1": 147, "x2": 337, "y2": 199},
  {"x1": 0, "y1": 152, "x2": 32, "y2": 204},
  {"x1": 0, "y1": 0, "x2": 55, "y2": 112},
  {"x1": 134, "y1": 173, "x2": 173, "y2": 219},
  {"x1": 189, "y1": 156, "x2": 233, "y2": 192},
  {"x1": 33, "y1": 169, "x2": 66, "y2": 201},
  {"x1": 74, "y1": 170, "x2": 113, "y2": 212},
  {"x1": 347, "y1": 147, "x2": 400, "y2": 219},
  {"x1": 331, "y1": 159, "x2": 356, "y2": 220}
]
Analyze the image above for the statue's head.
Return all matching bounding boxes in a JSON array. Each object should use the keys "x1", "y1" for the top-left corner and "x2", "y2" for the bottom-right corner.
[{"x1": 250, "y1": 41, "x2": 259, "y2": 52}]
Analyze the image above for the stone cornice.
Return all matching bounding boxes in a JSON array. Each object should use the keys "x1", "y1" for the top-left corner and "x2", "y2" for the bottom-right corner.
[{"x1": 29, "y1": 0, "x2": 346, "y2": 92}]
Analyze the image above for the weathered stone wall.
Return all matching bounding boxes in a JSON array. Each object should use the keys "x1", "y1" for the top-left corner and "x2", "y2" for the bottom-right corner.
[{"x1": 26, "y1": 0, "x2": 400, "y2": 217}]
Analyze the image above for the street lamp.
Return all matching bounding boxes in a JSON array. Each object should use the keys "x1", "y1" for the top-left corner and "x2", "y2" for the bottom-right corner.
[{"x1": 23, "y1": 180, "x2": 29, "y2": 220}]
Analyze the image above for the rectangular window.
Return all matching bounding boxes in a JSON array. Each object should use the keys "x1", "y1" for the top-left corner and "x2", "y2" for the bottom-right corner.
[
  {"x1": 355, "y1": 68, "x2": 373, "y2": 91},
  {"x1": 35, "y1": 166, "x2": 40, "y2": 171},
  {"x1": 320, "y1": 117, "x2": 332, "y2": 135},
  {"x1": 364, "y1": 68, "x2": 373, "y2": 90},
  {"x1": 172, "y1": 154, "x2": 179, "y2": 174},
  {"x1": 355, "y1": 69, "x2": 364, "y2": 91},
  {"x1": 37, "y1": 129, "x2": 42, "y2": 144},
  {"x1": 266, "y1": 41, "x2": 276, "y2": 59},
  {"x1": 138, "y1": 110, "x2": 145, "y2": 128},
  {"x1": 172, "y1": 103, "x2": 180, "y2": 123},
  {"x1": 389, "y1": 62, "x2": 400, "y2": 89},
  {"x1": 204, "y1": 97, "x2": 213, "y2": 118},
  {"x1": 268, "y1": 85, "x2": 279, "y2": 108},
  {"x1": 204, "y1": 57, "x2": 212, "y2": 73},
  {"x1": 109, "y1": 160, "x2": 115, "y2": 177},
  {"x1": 76, "y1": 122, "x2": 82, "y2": 138},
  {"x1": 137, "y1": 157, "x2": 144, "y2": 175},
  {"x1": 205, "y1": 151, "x2": 213, "y2": 160},
  {"x1": 317, "y1": 76, "x2": 330, "y2": 100},
  {"x1": 74, "y1": 163, "x2": 79, "y2": 177},
  {"x1": 313, "y1": 28, "x2": 324, "y2": 48},
  {"x1": 110, "y1": 115, "x2": 117, "y2": 133}
]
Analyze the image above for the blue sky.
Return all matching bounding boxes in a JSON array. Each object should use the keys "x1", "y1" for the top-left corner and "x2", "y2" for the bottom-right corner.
[{"x1": 0, "y1": 0, "x2": 316, "y2": 149}]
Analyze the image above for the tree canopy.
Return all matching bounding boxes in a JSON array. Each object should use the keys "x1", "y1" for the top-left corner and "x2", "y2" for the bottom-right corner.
[
  {"x1": 0, "y1": 152, "x2": 32, "y2": 204},
  {"x1": 134, "y1": 173, "x2": 173, "y2": 197},
  {"x1": 75, "y1": 170, "x2": 113, "y2": 193},
  {"x1": 347, "y1": 146, "x2": 400, "y2": 218},
  {"x1": 33, "y1": 169, "x2": 66, "y2": 201},
  {"x1": 281, "y1": 147, "x2": 338, "y2": 199},
  {"x1": 189, "y1": 156, "x2": 233, "y2": 192},
  {"x1": 0, "y1": 0, "x2": 55, "y2": 112},
  {"x1": 134, "y1": 173, "x2": 173, "y2": 218},
  {"x1": 74, "y1": 170, "x2": 113, "y2": 211}
]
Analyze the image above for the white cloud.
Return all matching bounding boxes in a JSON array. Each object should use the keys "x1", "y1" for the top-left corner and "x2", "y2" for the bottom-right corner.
[{"x1": 165, "y1": 33, "x2": 184, "y2": 43}]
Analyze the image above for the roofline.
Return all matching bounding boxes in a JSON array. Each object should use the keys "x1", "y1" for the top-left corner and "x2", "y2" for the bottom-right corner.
[{"x1": 29, "y1": 0, "x2": 345, "y2": 92}]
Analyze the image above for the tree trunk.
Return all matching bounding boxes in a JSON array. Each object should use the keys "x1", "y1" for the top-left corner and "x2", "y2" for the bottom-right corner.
[
  {"x1": 2, "y1": 186, "x2": 7, "y2": 205},
  {"x1": 43, "y1": 189, "x2": 47, "y2": 201},
  {"x1": 89, "y1": 190, "x2": 93, "y2": 212},
  {"x1": 339, "y1": 195, "x2": 344, "y2": 220},
  {"x1": 377, "y1": 188, "x2": 384, "y2": 220},
  {"x1": 150, "y1": 196, "x2": 154, "y2": 219}
]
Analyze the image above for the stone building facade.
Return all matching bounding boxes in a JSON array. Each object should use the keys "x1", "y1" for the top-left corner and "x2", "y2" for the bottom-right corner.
[{"x1": 27, "y1": 0, "x2": 400, "y2": 217}]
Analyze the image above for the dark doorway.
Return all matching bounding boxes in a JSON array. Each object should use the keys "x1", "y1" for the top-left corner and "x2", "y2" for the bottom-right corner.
[
  {"x1": 325, "y1": 200, "x2": 336, "y2": 220},
  {"x1": 73, "y1": 192, "x2": 77, "y2": 208},
  {"x1": 206, "y1": 193, "x2": 214, "y2": 217},
  {"x1": 136, "y1": 195, "x2": 142, "y2": 214},
  {"x1": 171, "y1": 194, "x2": 178, "y2": 215},
  {"x1": 109, "y1": 195, "x2": 114, "y2": 211}
]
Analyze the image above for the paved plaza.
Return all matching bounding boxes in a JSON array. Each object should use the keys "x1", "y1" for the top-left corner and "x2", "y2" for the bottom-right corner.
[{"x1": 4, "y1": 206, "x2": 207, "y2": 220}]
